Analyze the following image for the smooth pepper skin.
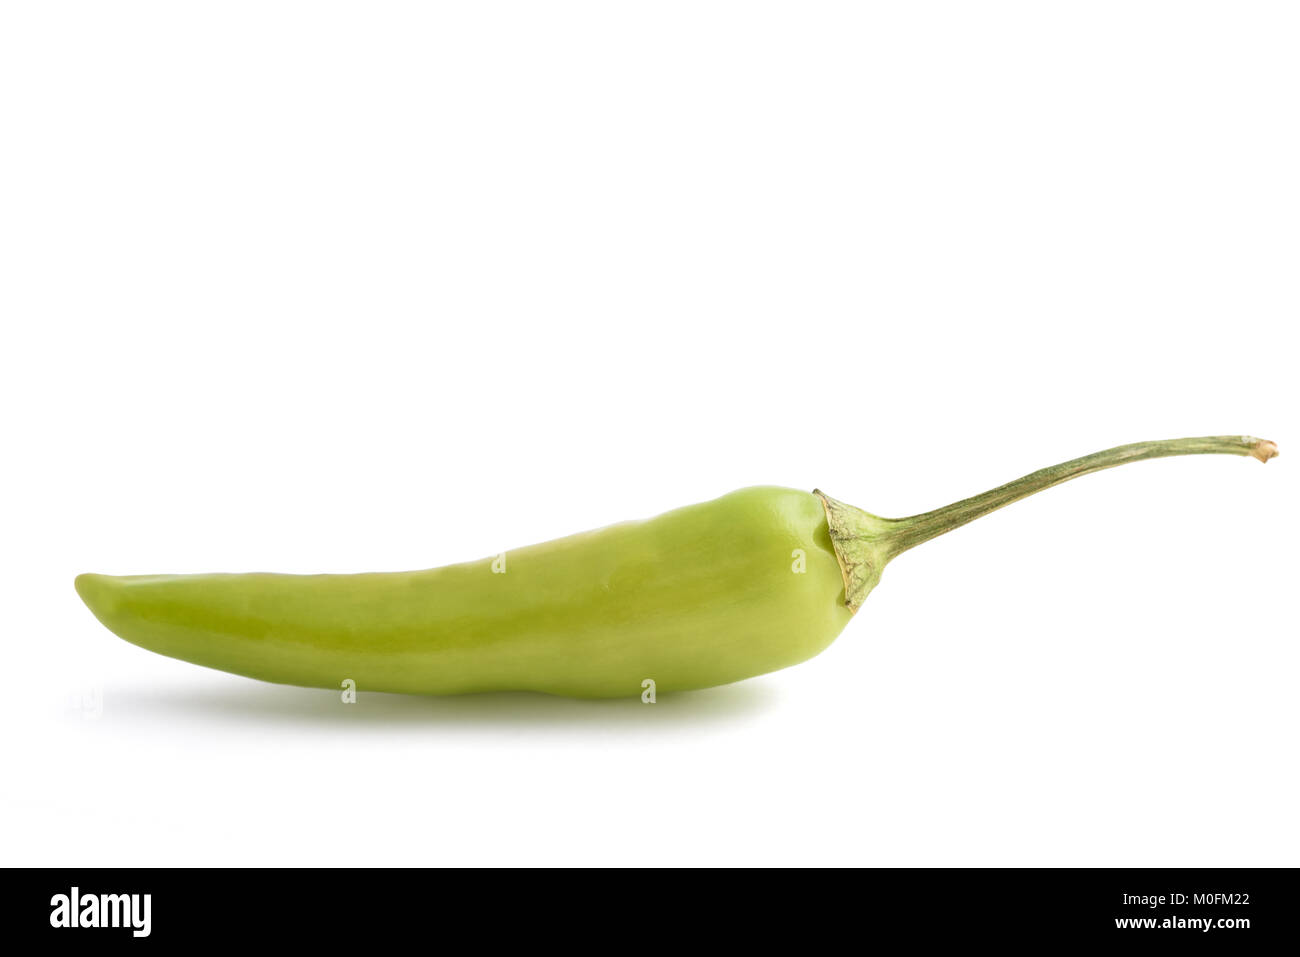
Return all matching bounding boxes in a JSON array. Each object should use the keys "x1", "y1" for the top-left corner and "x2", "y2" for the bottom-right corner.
[
  {"x1": 75, "y1": 487, "x2": 853, "y2": 698},
  {"x1": 75, "y1": 436, "x2": 1278, "y2": 699}
]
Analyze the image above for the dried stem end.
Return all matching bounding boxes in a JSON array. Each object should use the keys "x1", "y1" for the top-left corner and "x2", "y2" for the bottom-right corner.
[{"x1": 1249, "y1": 438, "x2": 1279, "y2": 463}]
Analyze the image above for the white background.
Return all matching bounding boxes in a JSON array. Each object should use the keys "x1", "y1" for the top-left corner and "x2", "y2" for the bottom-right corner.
[{"x1": 2, "y1": 2, "x2": 1295, "y2": 867}]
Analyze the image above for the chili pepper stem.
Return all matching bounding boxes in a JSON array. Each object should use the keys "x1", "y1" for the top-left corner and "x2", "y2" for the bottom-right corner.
[{"x1": 818, "y1": 435, "x2": 1277, "y2": 613}]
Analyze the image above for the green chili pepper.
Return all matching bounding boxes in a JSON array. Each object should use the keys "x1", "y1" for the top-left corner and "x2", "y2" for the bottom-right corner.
[{"x1": 75, "y1": 435, "x2": 1277, "y2": 698}]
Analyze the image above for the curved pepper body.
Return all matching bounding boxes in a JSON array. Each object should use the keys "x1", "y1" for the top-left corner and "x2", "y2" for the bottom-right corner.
[
  {"x1": 75, "y1": 437, "x2": 1277, "y2": 700},
  {"x1": 75, "y1": 487, "x2": 853, "y2": 698}
]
